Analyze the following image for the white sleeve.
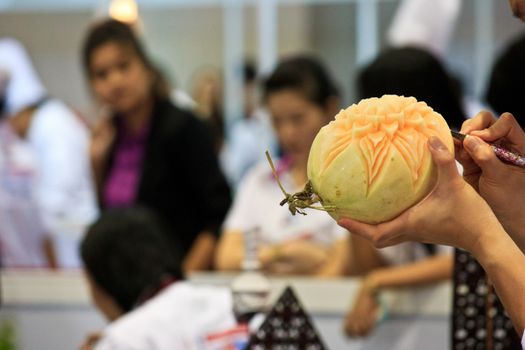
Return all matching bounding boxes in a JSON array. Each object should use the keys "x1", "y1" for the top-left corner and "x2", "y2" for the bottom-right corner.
[
  {"x1": 222, "y1": 166, "x2": 261, "y2": 233},
  {"x1": 522, "y1": 330, "x2": 524, "y2": 350},
  {"x1": 436, "y1": 244, "x2": 454, "y2": 254},
  {"x1": 388, "y1": 0, "x2": 462, "y2": 58},
  {"x1": 29, "y1": 101, "x2": 98, "y2": 238}
]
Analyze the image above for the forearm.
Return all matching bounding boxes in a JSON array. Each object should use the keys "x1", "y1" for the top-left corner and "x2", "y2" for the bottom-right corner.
[
  {"x1": 499, "y1": 215, "x2": 525, "y2": 254},
  {"x1": 366, "y1": 253, "x2": 453, "y2": 290},
  {"x1": 183, "y1": 231, "x2": 217, "y2": 272},
  {"x1": 214, "y1": 231, "x2": 243, "y2": 271},
  {"x1": 472, "y1": 225, "x2": 525, "y2": 334},
  {"x1": 315, "y1": 239, "x2": 350, "y2": 277}
]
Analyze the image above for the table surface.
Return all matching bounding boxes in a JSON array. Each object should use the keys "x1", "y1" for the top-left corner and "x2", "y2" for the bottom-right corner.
[{"x1": 0, "y1": 269, "x2": 453, "y2": 350}]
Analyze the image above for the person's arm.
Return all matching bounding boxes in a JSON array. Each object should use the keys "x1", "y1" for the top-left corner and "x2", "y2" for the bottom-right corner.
[
  {"x1": 345, "y1": 253, "x2": 453, "y2": 337},
  {"x1": 90, "y1": 117, "x2": 115, "y2": 197},
  {"x1": 215, "y1": 230, "x2": 349, "y2": 277},
  {"x1": 312, "y1": 237, "x2": 350, "y2": 277},
  {"x1": 338, "y1": 136, "x2": 525, "y2": 335},
  {"x1": 471, "y1": 223, "x2": 525, "y2": 335},
  {"x1": 214, "y1": 230, "x2": 244, "y2": 271},
  {"x1": 364, "y1": 253, "x2": 452, "y2": 289},
  {"x1": 457, "y1": 112, "x2": 525, "y2": 251},
  {"x1": 183, "y1": 231, "x2": 217, "y2": 272}
]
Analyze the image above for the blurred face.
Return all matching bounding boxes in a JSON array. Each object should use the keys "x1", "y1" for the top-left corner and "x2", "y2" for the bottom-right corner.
[
  {"x1": 85, "y1": 273, "x2": 123, "y2": 322},
  {"x1": 509, "y1": 0, "x2": 525, "y2": 20},
  {"x1": 89, "y1": 42, "x2": 152, "y2": 114},
  {"x1": 267, "y1": 90, "x2": 331, "y2": 163}
]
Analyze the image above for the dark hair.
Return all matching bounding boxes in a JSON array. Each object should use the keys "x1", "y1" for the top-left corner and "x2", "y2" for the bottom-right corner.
[
  {"x1": 0, "y1": 95, "x2": 5, "y2": 119},
  {"x1": 485, "y1": 32, "x2": 525, "y2": 128},
  {"x1": 81, "y1": 19, "x2": 169, "y2": 100},
  {"x1": 263, "y1": 56, "x2": 340, "y2": 108},
  {"x1": 80, "y1": 207, "x2": 183, "y2": 312},
  {"x1": 243, "y1": 60, "x2": 257, "y2": 84},
  {"x1": 358, "y1": 47, "x2": 466, "y2": 130}
]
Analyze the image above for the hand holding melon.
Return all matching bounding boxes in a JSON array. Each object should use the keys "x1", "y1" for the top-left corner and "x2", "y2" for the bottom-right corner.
[{"x1": 269, "y1": 94, "x2": 453, "y2": 224}]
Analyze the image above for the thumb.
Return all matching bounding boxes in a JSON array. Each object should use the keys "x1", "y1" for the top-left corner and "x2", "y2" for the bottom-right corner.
[
  {"x1": 428, "y1": 136, "x2": 461, "y2": 184},
  {"x1": 463, "y1": 135, "x2": 505, "y2": 178}
]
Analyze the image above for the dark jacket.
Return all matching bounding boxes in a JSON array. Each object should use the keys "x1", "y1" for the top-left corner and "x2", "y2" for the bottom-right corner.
[{"x1": 102, "y1": 98, "x2": 232, "y2": 257}]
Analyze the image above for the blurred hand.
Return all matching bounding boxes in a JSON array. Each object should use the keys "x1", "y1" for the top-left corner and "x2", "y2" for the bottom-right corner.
[
  {"x1": 344, "y1": 277, "x2": 380, "y2": 337},
  {"x1": 79, "y1": 331, "x2": 102, "y2": 350},
  {"x1": 259, "y1": 240, "x2": 328, "y2": 275},
  {"x1": 457, "y1": 112, "x2": 525, "y2": 249},
  {"x1": 338, "y1": 136, "x2": 502, "y2": 250},
  {"x1": 90, "y1": 116, "x2": 115, "y2": 165}
]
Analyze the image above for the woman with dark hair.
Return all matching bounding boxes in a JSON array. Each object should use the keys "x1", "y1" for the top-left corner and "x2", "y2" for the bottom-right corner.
[
  {"x1": 82, "y1": 19, "x2": 231, "y2": 272},
  {"x1": 215, "y1": 56, "x2": 350, "y2": 276},
  {"x1": 358, "y1": 47, "x2": 467, "y2": 130}
]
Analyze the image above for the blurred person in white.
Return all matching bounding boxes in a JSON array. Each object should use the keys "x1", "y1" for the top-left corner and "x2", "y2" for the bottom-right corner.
[
  {"x1": 388, "y1": 0, "x2": 486, "y2": 118},
  {"x1": 0, "y1": 38, "x2": 98, "y2": 268},
  {"x1": 220, "y1": 61, "x2": 277, "y2": 188},
  {"x1": 215, "y1": 56, "x2": 350, "y2": 276},
  {"x1": 79, "y1": 207, "x2": 239, "y2": 350},
  {"x1": 0, "y1": 67, "x2": 48, "y2": 267}
]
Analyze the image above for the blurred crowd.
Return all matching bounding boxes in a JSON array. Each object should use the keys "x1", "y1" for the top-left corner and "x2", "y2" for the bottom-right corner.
[{"x1": 1, "y1": 0, "x2": 525, "y2": 348}]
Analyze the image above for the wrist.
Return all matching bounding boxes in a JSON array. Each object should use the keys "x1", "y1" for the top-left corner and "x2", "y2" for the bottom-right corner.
[
  {"x1": 258, "y1": 245, "x2": 281, "y2": 265},
  {"x1": 362, "y1": 273, "x2": 381, "y2": 297},
  {"x1": 470, "y1": 220, "x2": 513, "y2": 270}
]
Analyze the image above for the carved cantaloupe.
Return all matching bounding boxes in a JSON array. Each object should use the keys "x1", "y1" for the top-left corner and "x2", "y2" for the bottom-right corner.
[{"x1": 306, "y1": 95, "x2": 453, "y2": 224}]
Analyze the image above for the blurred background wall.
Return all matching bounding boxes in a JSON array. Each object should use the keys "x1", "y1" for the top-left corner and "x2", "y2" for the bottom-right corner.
[{"x1": 1, "y1": 0, "x2": 524, "y2": 118}]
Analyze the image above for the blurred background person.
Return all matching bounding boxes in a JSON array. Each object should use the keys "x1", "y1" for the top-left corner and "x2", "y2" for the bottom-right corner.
[
  {"x1": 357, "y1": 47, "x2": 467, "y2": 130},
  {"x1": 189, "y1": 65, "x2": 225, "y2": 155},
  {"x1": 0, "y1": 38, "x2": 97, "y2": 268},
  {"x1": 486, "y1": 31, "x2": 525, "y2": 128},
  {"x1": 220, "y1": 61, "x2": 277, "y2": 189},
  {"x1": 388, "y1": 0, "x2": 461, "y2": 59},
  {"x1": 215, "y1": 56, "x2": 349, "y2": 277},
  {"x1": 79, "y1": 207, "x2": 238, "y2": 350},
  {"x1": 0, "y1": 65, "x2": 48, "y2": 267},
  {"x1": 343, "y1": 46, "x2": 461, "y2": 337},
  {"x1": 83, "y1": 19, "x2": 231, "y2": 272},
  {"x1": 387, "y1": 0, "x2": 484, "y2": 118}
]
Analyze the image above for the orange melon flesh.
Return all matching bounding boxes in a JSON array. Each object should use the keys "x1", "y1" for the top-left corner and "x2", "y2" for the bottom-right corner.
[{"x1": 307, "y1": 95, "x2": 453, "y2": 224}]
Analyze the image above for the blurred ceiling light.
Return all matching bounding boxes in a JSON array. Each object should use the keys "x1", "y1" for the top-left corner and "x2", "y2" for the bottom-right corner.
[{"x1": 109, "y1": 0, "x2": 139, "y2": 24}]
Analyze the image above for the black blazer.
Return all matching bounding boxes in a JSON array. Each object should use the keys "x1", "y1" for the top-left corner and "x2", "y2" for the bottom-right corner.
[{"x1": 103, "y1": 98, "x2": 232, "y2": 257}]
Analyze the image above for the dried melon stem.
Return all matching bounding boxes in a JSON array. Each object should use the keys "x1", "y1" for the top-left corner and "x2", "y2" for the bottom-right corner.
[{"x1": 265, "y1": 151, "x2": 336, "y2": 216}]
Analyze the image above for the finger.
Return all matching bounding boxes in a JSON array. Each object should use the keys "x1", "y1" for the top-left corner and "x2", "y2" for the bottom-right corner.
[
  {"x1": 361, "y1": 318, "x2": 375, "y2": 337},
  {"x1": 460, "y1": 111, "x2": 497, "y2": 134},
  {"x1": 344, "y1": 319, "x2": 359, "y2": 337},
  {"x1": 428, "y1": 136, "x2": 462, "y2": 186},
  {"x1": 470, "y1": 113, "x2": 525, "y2": 151},
  {"x1": 463, "y1": 135, "x2": 507, "y2": 178}
]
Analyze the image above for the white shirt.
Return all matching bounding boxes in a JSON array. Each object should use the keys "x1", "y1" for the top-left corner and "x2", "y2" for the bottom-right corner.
[
  {"x1": 388, "y1": 0, "x2": 462, "y2": 59},
  {"x1": 0, "y1": 122, "x2": 47, "y2": 267},
  {"x1": 220, "y1": 109, "x2": 277, "y2": 189},
  {"x1": 223, "y1": 160, "x2": 347, "y2": 247},
  {"x1": 28, "y1": 99, "x2": 98, "y2": 267},
  {"x1": 95, "y1": 282, "x2": 237, "y2": 350}
]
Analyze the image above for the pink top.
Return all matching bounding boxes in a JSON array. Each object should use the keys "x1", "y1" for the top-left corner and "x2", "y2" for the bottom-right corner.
[{"x1": 103, "y1": 120, "x2": 149, "y2": 208}]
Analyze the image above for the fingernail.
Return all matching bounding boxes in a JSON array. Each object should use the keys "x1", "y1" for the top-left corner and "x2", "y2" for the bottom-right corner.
[
  {"x1": 428, "y1": 136, "x2": 447, "y2": 151},
  {"x1": 464, "y1": 135, "x2": 482, "y2": 151}
]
